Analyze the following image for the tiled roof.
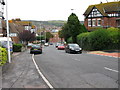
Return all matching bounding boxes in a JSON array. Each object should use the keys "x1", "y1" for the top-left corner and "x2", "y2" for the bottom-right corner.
[{"x1": 83, "y1": 1, "x2": 120, "y2": 16}]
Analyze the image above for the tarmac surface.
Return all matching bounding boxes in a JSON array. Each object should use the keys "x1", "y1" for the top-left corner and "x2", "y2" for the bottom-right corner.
[{"x1": 1, "y1": 49, "x2": 119, "y2": 89}]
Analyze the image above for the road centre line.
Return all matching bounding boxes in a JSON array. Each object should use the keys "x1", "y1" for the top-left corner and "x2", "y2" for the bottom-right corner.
[
  {"x1": 74, "y1": 58, "x2": 80, "y2": 61},
  {"x1": 104, "y1": 67, "x2": 118, "y2": 73},
  {"x1": 32, "y1": 54, "x2": 55, "y2": 90}
]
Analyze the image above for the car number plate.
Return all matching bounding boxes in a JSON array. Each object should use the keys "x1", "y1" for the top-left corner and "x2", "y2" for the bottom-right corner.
[
  {"x1": 34, "y1": 49, "x2": 38, "y2": 50},
  {"x1": 76, "y1": 50, "x2": 79, "y2": 51}
]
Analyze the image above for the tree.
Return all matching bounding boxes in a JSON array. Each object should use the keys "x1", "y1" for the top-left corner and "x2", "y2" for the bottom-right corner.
[
  {"x1": 46, "y1": 32, "x2": 54, "y2": 42},
  {"x1": 58, "y1": 30, "x2": 64, "y2": 42},
  {"x1": 18, "y1": 30, "x2": 36, "y2": 44},
  {"x1": 36, "y1": 35, "x2": 45, "y2": 41},
  {"x1": 61, "y1": 23, "x2": 71, "y2": 42},
  {"x1": 67, "y1": 13, "x2": 83, "y2": 43}
]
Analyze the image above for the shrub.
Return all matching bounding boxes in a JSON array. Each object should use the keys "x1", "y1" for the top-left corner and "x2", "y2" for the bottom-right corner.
[
  {"x1": 88, "y1": 29, "x2": 110, "y2": 50},
  {"x1": 77, "y1": 32, "x2": 90, "y2": 50},
  {"x1": 67, "y1": 37, "x2": 73, "y2": 43},
  {"x1": 106, "y1": 27, "x2": 120, "y2": 49},
  {"x1": 0, "y1": 47, "x2": 8, "y2": 66},
  {"x1": 13, "y1": 44, "x2": 22, "y2": 52},
  {"x1": 77, "y1": 27, "x2": 119, "y2": 51}
]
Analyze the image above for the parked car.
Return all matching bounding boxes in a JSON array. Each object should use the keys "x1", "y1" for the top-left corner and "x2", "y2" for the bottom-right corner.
[
  {"x1": 57, "y1": 44, "x2": 65, "y2": 50},
  {"x1": 49, "y1": 42, "x2": 53, "y2": 45},
  {"x1": 30, "y1": 45, "x2": 42, "y2": 54},
  {"x1": 27, "y1": 43, "x2": 33, "y2": 48},
  {"x1": 65, "y1": 44, "x2": 82, "y2": 54},
  {"x1": 44, "y1": 43, "x2": 49, "y2": 46},
  {"x1": 0, "y1": 37, "x2": 13, "y2": 53},
  {"x1": 55, "y1": 43, "x2": 60, "y2": 48}
]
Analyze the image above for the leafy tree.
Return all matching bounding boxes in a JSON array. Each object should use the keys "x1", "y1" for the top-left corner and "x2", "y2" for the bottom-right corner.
[
  {"x1": 62, "y1": 13, "x2": 87, "y2": 43},
  {"x1": 67, "y1": 13, "x2": 86, "y2": 43},
  {"x1": 18, "y1": 30, "x2": 36, "y2": 44},
  {"x1": 58, "y1": 30, "x2": 64, "y2": 42},
  {"x1": 61, "y1": 23, "x2": 71, "y2": 42},
  {"x1": 46, "y1": 32, "x2": 54, "y2": 42},
  {"x1": 36, "y1": 35, "x2": 45, "y2": 41}
]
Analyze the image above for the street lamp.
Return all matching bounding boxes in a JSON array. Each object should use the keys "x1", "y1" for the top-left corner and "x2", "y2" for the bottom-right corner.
[{"x1": 5, "y1": 0, "x2": 11, "y2": 63}]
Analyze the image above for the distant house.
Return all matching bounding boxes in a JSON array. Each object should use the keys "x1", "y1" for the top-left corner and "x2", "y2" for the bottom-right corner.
[
  {"x1": 8, "y1": 19, "x2": 36, "y2": 43},
  {"x1": 83, "y1": 1, "x2": 120, "y2": 31}
]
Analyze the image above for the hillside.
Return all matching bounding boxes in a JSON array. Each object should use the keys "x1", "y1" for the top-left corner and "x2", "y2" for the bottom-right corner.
[{"x1": 28, "y1": 20, "x2": 67, "y2": 27}]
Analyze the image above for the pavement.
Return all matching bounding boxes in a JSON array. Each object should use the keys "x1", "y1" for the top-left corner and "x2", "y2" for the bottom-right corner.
[
  {"x1": 1, "y1": 49, "x2": 119, "y2": 89},
  {"x1": 88, "y1": 51, "x2": 120, "y2": 58},
  {"x1": 2, "y1": 49, "x2": 49, "y2": 89}
]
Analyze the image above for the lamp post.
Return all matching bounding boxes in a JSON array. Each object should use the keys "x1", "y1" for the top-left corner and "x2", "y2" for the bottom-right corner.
[{"x1": 5, "y1": 0, "x2": 11, "y2": 63}]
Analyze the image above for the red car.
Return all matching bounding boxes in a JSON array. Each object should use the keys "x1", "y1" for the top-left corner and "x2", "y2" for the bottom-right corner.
[{"x1": 57, "y1": 44, "x2": 65, "y2": 50}]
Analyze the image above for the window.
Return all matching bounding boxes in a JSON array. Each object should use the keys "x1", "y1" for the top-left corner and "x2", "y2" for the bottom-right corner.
[
  {"x1": 92, "y1": 19, "x2": 96, "y2": 26},
  {"x1": 97, "y1": 19, "x2": 101, "y2": 26},
  {"x1": 88, "y1": 19, "x2": 91, "y2": 26}
]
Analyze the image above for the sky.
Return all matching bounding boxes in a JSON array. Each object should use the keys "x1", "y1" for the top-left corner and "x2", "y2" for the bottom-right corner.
[{"x1": 5, "y1": 0, "x2": 117, "y2": 21}]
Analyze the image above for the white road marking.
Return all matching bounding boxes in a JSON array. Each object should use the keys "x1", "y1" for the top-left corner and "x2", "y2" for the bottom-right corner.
[
  {"x1": 104, "y1": 67, "x2": 119, "y2": 73},
  {"x1": 74, "y1": 58, "x2": 80, "y2": 61},
  {"x1": 32, "y1": 54, "x2": 55, "y2": 90}
]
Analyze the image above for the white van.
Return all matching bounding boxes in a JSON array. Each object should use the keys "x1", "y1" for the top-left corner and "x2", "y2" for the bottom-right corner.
[{"x1": 0, "y1": 37, "x2": 13, "y2": 52}]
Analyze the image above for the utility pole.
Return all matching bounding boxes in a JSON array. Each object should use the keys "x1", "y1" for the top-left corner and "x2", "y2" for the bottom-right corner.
[{"x1": 5, "y1": 0, "x2": 11, "y2": 63}]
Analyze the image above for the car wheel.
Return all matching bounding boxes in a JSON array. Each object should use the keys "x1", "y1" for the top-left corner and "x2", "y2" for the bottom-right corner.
[
  {"x1": 65, "y1": 50, "x2": 67, "y2": 53},
  {"x1": 69, "y1": 50, "x2": 71, "y2": 54}
]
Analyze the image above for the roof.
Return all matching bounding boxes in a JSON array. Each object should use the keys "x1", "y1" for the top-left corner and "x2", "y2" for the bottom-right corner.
[{"x1": 83, "y1": 1, "x2": 120, "y2": 16}]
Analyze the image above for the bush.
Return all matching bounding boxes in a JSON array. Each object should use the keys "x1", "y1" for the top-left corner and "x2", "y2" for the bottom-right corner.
[
  {"x1": 77, "y1": 27, "x2": 119, "y2": 50},
  {"x1": 88, "y1": 29, "x2": 110, "y2": 50},
  {"x1": 106, "y1": 27, "x2": 120, "y2": 49},
  {"x1": 0, "y1": 47, "x2": 8, "y2": 66},
  {"x1": 67, "y1": 37, "x2": 73, "y2": 43},
  {"x1": 77, "y1": 32, "x2": 90, "y2": 50},
  {"x1": 13, "y1": 44, "x2": 22, "y2": 52}
]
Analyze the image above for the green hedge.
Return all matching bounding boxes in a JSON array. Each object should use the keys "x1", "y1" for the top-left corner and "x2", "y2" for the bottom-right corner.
[
  {"x1": 67, "y1": 37, "x2": 73, "y2": 43},
  {"x1": 0, "y1": 47, "x2": 8, "y2": 66},
  {"x1": 13, "y1": 44, "x2": 22, "y2": 52},
  {"x1": 77, "y1": 27, "x2": 120, "y2": 50}
]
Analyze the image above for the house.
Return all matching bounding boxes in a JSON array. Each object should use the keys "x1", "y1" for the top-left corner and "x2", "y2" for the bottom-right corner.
[
  {"x1": 8, "y1": 19, "x2": 36, "y2": 43},
  {"x1": 0, "y1": 0, "x2": 5, "y2": 36},
  {"x1": 83, "y1": 1, "x2": 120, "y2": 31}
]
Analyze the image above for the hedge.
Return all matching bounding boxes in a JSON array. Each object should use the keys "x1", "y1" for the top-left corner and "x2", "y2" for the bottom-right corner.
[
  {"x1": 0, "y1": 47, "x2": 8, "y2": 66},
  {"x1": 77, "y1": 27, "x2": 120, "y2": 50},
  {"x1": 67, "y1": 37, "x2": 73, "y2": 43},
  {"x1": 13, "y1": 44, "x2": 22, "y2": 52}
]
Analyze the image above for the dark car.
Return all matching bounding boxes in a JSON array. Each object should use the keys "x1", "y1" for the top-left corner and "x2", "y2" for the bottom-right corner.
[
  {"x1": 30, "y1": 45, "x2": 42, "y2": 54},
  {"x1": 65, "y1": 44, "x2": 82, "y2": 54}
]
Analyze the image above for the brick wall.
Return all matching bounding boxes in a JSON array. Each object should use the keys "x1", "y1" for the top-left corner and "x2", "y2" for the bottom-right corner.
[{"x1": 84, "y1": 17, "x2": 118, "y2": 31}]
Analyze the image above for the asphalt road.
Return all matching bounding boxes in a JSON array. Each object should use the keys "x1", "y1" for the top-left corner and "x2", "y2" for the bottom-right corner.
[{"x1": 34, "y1": 45, "x2": 118, "y2": 88}]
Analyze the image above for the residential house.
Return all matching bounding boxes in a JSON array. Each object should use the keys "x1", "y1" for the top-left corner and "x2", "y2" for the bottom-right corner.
[
  {"x1": 0, "y1": 0, "x2": 5, "y2": 36},
  {"x1": 83, "y1": 1, "x2": 120, "y2": 31},
  {"x1": 9, "y1": 19, "x2": 36, "y2": 43}
]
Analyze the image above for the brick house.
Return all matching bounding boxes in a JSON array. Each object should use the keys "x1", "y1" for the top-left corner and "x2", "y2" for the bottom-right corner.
[{"x1": 83, "y1": 1, "x2": 120, "y2": 31}]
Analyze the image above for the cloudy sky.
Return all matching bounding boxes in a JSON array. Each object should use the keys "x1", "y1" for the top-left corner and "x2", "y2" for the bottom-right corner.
[{"x1": 5, "y1": 0, "x2": 116, "y2": 21}]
